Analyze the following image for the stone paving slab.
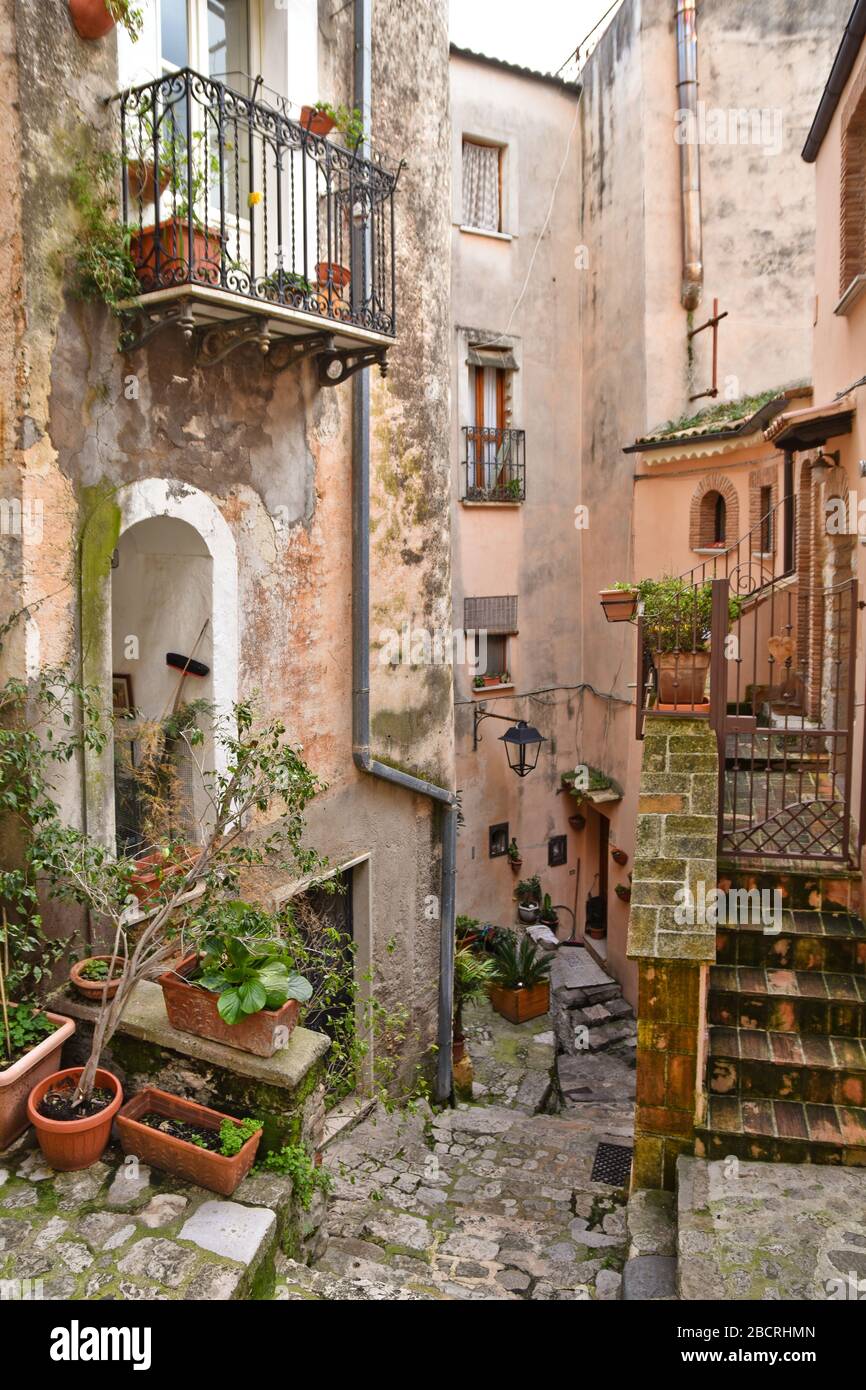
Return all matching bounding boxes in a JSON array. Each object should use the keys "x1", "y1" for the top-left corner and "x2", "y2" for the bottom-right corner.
[
  {"x1": 677, "y1": 1154, "x2": 866, "y2": 1300},
  {"x1": 0, "y1": 1134, "x2": 299, "y2": 1300},
  {"x1": 293, "y1": 996, "x2": 636, "y2": 1300}
]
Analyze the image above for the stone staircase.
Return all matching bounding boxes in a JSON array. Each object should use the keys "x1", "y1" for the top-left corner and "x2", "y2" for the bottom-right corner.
[{"x1": 697, "y1": 868, "x2": 866, "y2": 1166}]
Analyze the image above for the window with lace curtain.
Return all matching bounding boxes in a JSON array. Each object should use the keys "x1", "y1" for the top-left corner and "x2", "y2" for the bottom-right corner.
[{"x1": 462, "y1": 139, "x2": 502, "y2": 232}]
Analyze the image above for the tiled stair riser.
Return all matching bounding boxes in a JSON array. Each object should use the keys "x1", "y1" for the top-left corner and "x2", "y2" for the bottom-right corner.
[{"x1": 703, "y1": 866, "x2": 866, "y2": 1167}]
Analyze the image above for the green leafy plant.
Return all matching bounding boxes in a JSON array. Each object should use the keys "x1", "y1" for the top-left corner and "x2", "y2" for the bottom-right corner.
[
  {"x1": 193, "y1": 899, "x2": 313, "y2": 1025},
  {"x1": 106, "y1": 0, "x2": 144, "y2": 39},
  {"x1": 78, "y1": 958, "x2": 121, "y2": 982},
  {"x1": 218, "y1": 1115, "x2": 262, "y2": 1157},
  {"x1": 507, "y1": 838, "x2": 520, "y2": 863},
  {"x1": 69, "y1": 151, "x2": 140, "y2": 317},
  {"x1": 258, "y1": 1142, "x2": 332, "y2": 1208},
  {"x1": 539, "y1": 893, "x2": 558, "y2": 926},
  {"x1": 312, "y1": 102, "x2": 366, "y2": 149},
  {"x1": 515, "y1": 874, "x2": 541, "y2": 905},
  {"x1": 453, "y1": 945, "x2": 498, "y2": 1046},
  {"x1": 635, "y1": 576, "x2": 742, "y2": 654},
  {"x1": 0, "y1": 1002, "x2": 56, "y2": 1070},
  {"x1": 492, "y1": 934, "x2": 552, "y2": 990}
]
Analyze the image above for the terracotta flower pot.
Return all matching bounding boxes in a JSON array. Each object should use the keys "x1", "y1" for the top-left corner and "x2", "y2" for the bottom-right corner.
[
  {"x1": 159, "y1": 954, "x2": 301, "y2": 1057},
  {"x1": 611, "y1": 848, "x2": 629, "y2": 866},
  {"x1": 452, "y1": 1036, "x2": 467, "y2": 1066},
  {"x1": 569, "y1": 813, "x2": 586, "y2": 831},
  {"x1": 300, "y1": 106, "x2": 335, "y2": 136},
  {"x1": 656, "y1": 650, "x2": 711, "y2": 706},
  {"x1": 69, "y1": 0, "x2": 114, "y2": 40},
  {"x1": 129, "y1": 846, "x2": 199, "y2": 906},
  {"x1": 489, "y1": 981, "x2": 550, "y2": 1025},
  {"x1": 69, "y1": 956, "x2": 124, "y2": 1002},
  {"x1": 509, "y1": 858, "x2": 522, "y2": 871},
  {"x1": 599, "y1": 588, "x2": 638, "y2": 623},
  {"x1": 126, "y1": 159, "x2": 172, "y2": 206},
  {"x1": 130, "y1": 221, "x2": 224, "y2": 293},
  {"x1": 0, "y1": 1007, "x2": 76, "y2": 1151},
  {"x1": 27, "y1": 1066, "x2": 122, "y2": 1171},
  {"x1": 116, "y1": 1087, "x2": 262, "y2": 1196}
]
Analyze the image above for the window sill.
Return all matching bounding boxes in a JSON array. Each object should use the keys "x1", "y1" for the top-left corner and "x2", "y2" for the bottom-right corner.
[
  {"x1": 834, "y1": 274, "x2": 866, "y2": 316},
  {"x1": 460, "y1": 498, "x2": 523, "y2": 508},
  {"x1": 693, "y1": 547, "x2": 728, "y2": 556},
  {"x1": 459, "y1": 224, "x2": 514, "y2": 243},
  {"x1": 471, "y1": 682, "x2": 515, "y2": 696}
]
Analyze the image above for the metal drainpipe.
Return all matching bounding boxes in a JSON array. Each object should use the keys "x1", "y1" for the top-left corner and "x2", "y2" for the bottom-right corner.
[
  {"x1": 351, "y1": 0, "x2": 458, "y2": 1106},
  {"x1": 675, "y1": 0, "x2": 703, "y2": 311}
]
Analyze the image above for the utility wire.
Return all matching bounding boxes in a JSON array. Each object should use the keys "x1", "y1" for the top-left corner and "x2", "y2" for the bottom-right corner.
[{"x1": 555, "y1": 0, "x2": 625, "y2": 76}]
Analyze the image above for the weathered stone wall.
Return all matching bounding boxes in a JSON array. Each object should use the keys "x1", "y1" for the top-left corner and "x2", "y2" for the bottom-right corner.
[
  {"x1": 2, "y1": 0, "x2": 453, "y2": 1080},
  {"x1": 627, "y1": 715, "x2": 718, "y2": 1190}
]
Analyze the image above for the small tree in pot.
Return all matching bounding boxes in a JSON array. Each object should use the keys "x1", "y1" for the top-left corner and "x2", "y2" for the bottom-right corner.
[{"x1": 28, "y1": 697, "x2": 328, "y2": 1169}]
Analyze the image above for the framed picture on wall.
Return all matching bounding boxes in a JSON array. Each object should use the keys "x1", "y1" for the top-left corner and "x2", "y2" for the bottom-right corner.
[
  {"x1": 548, "y1": 834, "x2": 567, "y2": 867},
  {"x1": 112, "y1": 674, "x2": 134, "y2": 715}
]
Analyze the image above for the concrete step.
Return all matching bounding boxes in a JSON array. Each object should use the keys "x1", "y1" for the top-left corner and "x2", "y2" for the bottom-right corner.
[
  {"x1": 696, "y1": 1094, "x2": 866, "y2": 1166},
  {"x1": 709, "y1": 965, "x2": 866, "y2": 1037},
  {"x1": 708, "y1": 1026, "x2": 866, "y2": 1106}
]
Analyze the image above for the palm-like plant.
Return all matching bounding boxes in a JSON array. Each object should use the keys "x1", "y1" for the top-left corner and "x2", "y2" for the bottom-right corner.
[
  {"x1": 493, "y1": 934, "x2": 552, "y2": 990},
  {"x1": 453, "y1": 946, "x2": 498, "y2": 1047}
]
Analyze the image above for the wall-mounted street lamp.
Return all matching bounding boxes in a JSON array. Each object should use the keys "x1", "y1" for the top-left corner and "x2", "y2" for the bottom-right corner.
[{"x1": 473, "y1": 706, "x2": 546, "y2": 778}]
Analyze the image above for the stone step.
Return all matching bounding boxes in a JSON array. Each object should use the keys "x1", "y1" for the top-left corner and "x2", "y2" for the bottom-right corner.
[
  {"x1": 716, "y1": 865, "x2": 862, "y2": 916},
  {"x1": 716, "y1": 911, "x2": 866, "y2": 974},
  {"x1": 676, "y1": 1155, "x2": 866, "y2": 1299},
  {"x1": 709, "y1": 965, "x2": 866, "y2": 1037},
  {"x1": 696, "y1": 1094, "x2": 866, "y2": 1166},
  {"x1": 708, "y1": 1026, "x2": 866, "y2": 1106}
]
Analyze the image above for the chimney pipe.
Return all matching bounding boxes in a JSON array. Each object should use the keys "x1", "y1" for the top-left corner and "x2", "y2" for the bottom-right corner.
[{"x1": 675, "y1": 0, "x2": 703, "y2": 311}]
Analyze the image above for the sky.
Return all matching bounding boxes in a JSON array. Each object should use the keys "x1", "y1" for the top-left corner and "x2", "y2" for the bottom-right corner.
[{"x1": 448, "y1": 0, "x2": 622, "y2": 78}]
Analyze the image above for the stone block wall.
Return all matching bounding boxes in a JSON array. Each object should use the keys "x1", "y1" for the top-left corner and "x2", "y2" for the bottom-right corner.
[{"x1": 627, "y1": 717, "x2": 719, "y2": 1190}]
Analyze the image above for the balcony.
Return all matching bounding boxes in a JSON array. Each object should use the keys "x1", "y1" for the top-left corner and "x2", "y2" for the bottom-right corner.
[
  {"x1": 114, "y1": 70, "x2": 399, "y2": 384},
  {"x1": 461, "y1": 427, "x2": 526, "y2": 502}
]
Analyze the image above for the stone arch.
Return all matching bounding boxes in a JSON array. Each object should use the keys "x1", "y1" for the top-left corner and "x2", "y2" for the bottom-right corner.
[
  {"x1": 689, "y1": 472, "x2": 739, "y2": 550},
  {"x1": 80, "y1": 479, "x2": 239, "y2": 848}
]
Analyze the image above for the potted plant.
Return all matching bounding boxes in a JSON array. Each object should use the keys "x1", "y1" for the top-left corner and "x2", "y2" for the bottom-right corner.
[
  {"x1": 116, "y1": 1089, "x2": 262, "y2": 1196},
  {"x1": 638, "y1": 576, "x2": 742, "y2": 707},
  {"x1": 456, "y1": 914, "x2": 481, "y2": 949},
  {"x1": 452, "y1": 946, "x2": 498, "y2": 1065},
  {"x1": 158, "y1": 900, "x2": 313, "y2": 1058},
  {"x1": 615, "y1": 878, "x2": 632, "y2": 904},
  {"x1": 0, "y1": 998, "x2": 75, "y2": 1151},
  {"x1": 611, "y1": 846, "x2": 629, "y2": 866},
  {"x1": 515, "y1": 874, "x2": 541, "y2": 925},
  {"x1": 69, "y1": 954, "x2": 124, "y2": 1002},
  {"x1": 539, "y1": 893, "x2": 559, "y2": 932},
  {"x1": 507, "y1": 838, "x2": 522, "y2": 871},
  {"x1": 473, "y1": 675, "x2": 485, "y2": 690},
  {"x1": 315, "y1": 261, "x2": 352, "y2": 314},
  {"x1": 70, "y1": 0, "x2": 143, "y2": 42},
  {"x1": 300, "y1": 102, "x2": 336, "y2": 136},
  {"x1": 599, "y1": 582, "x2": 639, "y2": 623},
  {"x1": 489, "y1": 935, "x2": 552, "y2": 1025},
  {"x1": 568, "y1": 811, "x2": 587, "y2": 831},
  {"x1": 128, "y1": 129, "x2": 225, "y2": 291},
  {"x1": 300, "y1": 103, "x2": 366, "y2": 149}
]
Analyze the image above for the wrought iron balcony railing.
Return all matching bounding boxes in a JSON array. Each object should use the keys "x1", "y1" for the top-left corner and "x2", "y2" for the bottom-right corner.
[
  {"x1": 115, "y1": 69, "x2": 398, "y2": 355},
  {"x1": 461, "y1": 427, "x2": 526, "y2": 502}
]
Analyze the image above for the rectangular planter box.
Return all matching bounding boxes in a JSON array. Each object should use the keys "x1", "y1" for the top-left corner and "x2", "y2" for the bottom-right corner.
[
  {"x1": 116, "y1": 1087, "x2": 262, "y2": 1196},
  {"x1": 158, "y1": 954, "x2": 300, "y2": 1057},
  {"x1": 489, "y1": 981, "x2": 550, "y2": 1025},
  {"x1": 0, "y1": 1006, "x2": 76, "y2": 1151}
]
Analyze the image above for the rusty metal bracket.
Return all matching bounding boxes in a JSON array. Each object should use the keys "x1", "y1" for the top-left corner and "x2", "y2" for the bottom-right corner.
[
  {"x1": 264, "y1": 331, "x2": 336, "y2": 376},
  {"x1": 688, "y1": 296, "x2": 728, "y2": 402},
  {"x1": 119, "y1": 302, "x2": 196, "y2": 354},
  {"x1": 195, "y1": 316, "x2": 273, "y2": 367},
  {"x1": 317, "y1": 346, "x2": 389, "y2": 387}
]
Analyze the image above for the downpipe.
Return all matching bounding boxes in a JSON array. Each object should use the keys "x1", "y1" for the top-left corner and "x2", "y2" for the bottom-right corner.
[
  {"x1": 351, "y1": 0, "x2": 457, "y2": 1106},
  {"x1": 675, "y1": 0, "x2": 703, "y2": 311}
]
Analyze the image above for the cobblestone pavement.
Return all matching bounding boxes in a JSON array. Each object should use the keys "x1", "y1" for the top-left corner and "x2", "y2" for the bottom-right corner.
[{"x1": 276, "y1": 995, "x2": 637, "y2": 1300}]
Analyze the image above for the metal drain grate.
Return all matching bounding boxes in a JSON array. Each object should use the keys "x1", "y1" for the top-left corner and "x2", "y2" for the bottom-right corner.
[{"x1": 591, "y1": 1142, "x2": 633, "y2": 1186}]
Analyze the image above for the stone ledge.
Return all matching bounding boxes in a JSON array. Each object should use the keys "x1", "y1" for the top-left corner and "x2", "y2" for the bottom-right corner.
[{"x1": 50, "y1": 981, "x2": 330, "y2": 1092}]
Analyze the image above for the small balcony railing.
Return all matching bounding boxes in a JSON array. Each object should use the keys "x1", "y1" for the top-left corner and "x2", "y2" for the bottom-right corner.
[
  {"x1": 115, "y1": 69, "x2": 398, "y2": 342},
  {"x1": 461, "y1": 427, "x2": 526, "y2": 502}
]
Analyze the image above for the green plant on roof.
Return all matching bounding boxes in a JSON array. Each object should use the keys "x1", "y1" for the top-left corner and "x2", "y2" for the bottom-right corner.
[{"x1": 643, "y1": 388, "x2": 781, "y2": 442}]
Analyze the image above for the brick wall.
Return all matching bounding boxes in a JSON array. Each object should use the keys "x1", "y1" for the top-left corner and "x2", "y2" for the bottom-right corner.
[
  {"x1": 688, "y1": 472, "x2": 739, "y2": 550},
  {"x1": 627, "y1": 716, "x2": 718, "y2": 1190}
]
